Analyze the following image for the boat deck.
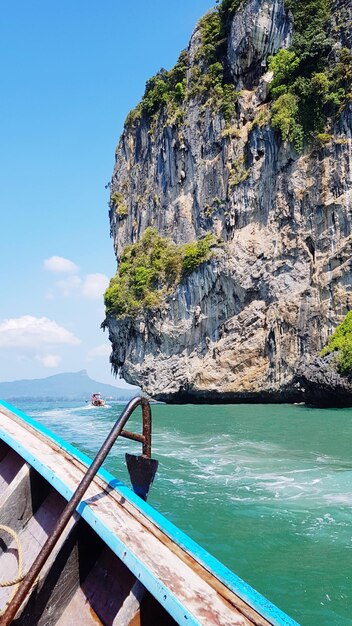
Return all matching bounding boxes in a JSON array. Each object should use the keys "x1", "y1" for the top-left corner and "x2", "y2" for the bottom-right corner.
[{"x1": 0, "y1": 402, "x2": 298, "y2": 626}]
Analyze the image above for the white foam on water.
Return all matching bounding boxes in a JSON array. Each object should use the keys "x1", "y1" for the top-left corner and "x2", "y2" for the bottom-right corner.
[
  {"x1": 323, "y1": 491, "x2": 352, "y2": 505},
  {"x1": 153, "y1": 432, "x2": 352, "y2": 523}
]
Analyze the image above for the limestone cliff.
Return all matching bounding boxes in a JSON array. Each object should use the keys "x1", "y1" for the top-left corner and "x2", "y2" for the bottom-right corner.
[{"x1": 103, "y1": 0, "x2": 352, "y2": 403}]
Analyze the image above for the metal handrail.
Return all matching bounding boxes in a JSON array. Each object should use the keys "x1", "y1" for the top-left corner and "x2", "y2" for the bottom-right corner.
[{"x1": 0, "y1": 395, "x2": 152, "y2": 625}]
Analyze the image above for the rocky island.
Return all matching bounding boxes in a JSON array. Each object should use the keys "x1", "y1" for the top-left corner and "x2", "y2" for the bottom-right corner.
[{"x1": 102, "y1": 0, "x2": 352, "y2": 405}]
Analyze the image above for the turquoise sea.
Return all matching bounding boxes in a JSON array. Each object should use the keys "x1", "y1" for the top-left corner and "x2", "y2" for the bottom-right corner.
[{"x1": 10, "y1": 399, "x2": 352, "y2": 626}]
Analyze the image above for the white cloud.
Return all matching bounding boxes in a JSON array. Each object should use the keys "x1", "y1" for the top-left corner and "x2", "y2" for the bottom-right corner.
[
  {"x1": 56, "y1": 275, "x2": 82, "y2": 297},
  {"x1": 43, "y1": 257, "x2": 109, "y2": 303},
  {"x1": 0, "y1": 316, "x2": 80, "y2": 348},
  {"x1": 36, "y1": 354, "x2": 62, "y2": 368},
  {"x1": 87, "y1": 344, "x2": 111, "y2": 360},
  {"x1": 81, "y1": 273, "x2": 109, "y2": 300},
  {"x1": 44, "y1": 256, "x2": 79, "y2": 274}
]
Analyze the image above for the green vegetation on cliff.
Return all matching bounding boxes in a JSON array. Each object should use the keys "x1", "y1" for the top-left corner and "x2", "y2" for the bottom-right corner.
[
  {"x1": 189, "y1": 3, "x2": 240, "y2": 121},
  {"x1": 124, "y1": 0, "x2": 245, "y2": 129},
  {"x1": 124, "y1": 51, "x2": 188, "y2": 128},
  {"x1": 269, "y1": 0, "x2": 352, "y2": 149},
  {"x1": 111, "y1": 192, "x2": 128, "y2": 217},
  {"x1": 104, "y1": 228, "x2": 217, "y2": 317},
  {"x1": 321, "y1": 311, "x2": 352, "y2": 375},
  {"x1": 124, "y1": 0, "x2": 351, "y2": 150}
]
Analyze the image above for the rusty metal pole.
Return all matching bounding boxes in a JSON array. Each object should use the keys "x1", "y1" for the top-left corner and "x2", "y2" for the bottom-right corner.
[
  {"x1": 0, "y1": 396, "x2": 152, "y2": 626},
  {"x1": 120, "y1": 398, "x2": 151, "y2": 456},
  {"x1": 141, "y1": 399, "x2": 152, "y2": 458}
]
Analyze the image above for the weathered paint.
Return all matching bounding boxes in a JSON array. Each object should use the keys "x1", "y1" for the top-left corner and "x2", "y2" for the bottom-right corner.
[{"x1": 0, "y1": 400, "x2": 300, "y2": 626}]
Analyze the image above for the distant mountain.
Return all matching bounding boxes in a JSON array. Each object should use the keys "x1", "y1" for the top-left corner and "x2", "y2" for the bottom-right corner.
[{"x1": 0, "y1": 370, "x2": 139, "y2": 401}]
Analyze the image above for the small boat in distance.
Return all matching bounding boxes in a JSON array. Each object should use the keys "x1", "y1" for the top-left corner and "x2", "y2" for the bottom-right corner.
[{"x1": 91, "y1": 392, "x2": 105, "y2": 407}]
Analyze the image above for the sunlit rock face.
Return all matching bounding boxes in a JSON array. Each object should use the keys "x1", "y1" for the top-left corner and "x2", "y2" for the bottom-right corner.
[
  {"x1": 104, "y1": 0, "x2": 352, "y2": 403},
  {"x1": 228, "y1": 0, "x2": 293, "y2": 88}
]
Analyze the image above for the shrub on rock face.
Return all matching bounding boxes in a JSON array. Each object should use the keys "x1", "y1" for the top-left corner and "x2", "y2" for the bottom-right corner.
[
  {"x1": 182, "y1": 234, "x2": 216, "y2": 276},
  {"x1": 268, "y1": 0, "x2": 352, "y2": 148},
  {"x1": 104, "y1": 228, "x2": 217, "y2": 318},
  {"x1": 111, "y1": 192, "x2": 128, "y2": 217},
  {"x1": 124, "y1": 51, "x2": 188, "y2": 127},
  {"x1": 321, "y1": 311, "x2": 352, "y2": 375},
  {"x1": 271, "y1": 93, "x2": 303, "y2": 150}
]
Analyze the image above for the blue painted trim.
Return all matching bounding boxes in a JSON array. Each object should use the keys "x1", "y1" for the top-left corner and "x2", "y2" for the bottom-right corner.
[{"x1": 0, "y1": 399, "x2": 300, "y2": 626}]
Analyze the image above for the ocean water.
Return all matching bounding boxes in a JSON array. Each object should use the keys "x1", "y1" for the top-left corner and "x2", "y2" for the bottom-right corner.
[{"x1": 11, "y1": 399, "x2": 352, "y2": 626}]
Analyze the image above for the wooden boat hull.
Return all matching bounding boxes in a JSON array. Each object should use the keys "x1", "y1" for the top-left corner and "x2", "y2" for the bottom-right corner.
[{"x1": 0, "y1": 400, "x2": 300, "y2": 626}]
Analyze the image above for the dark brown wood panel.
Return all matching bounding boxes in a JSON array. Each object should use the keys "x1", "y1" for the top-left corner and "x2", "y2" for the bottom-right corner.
[
  {"x1": 0, "y1": 490, "x2": 67, "y2": 612},
  {"x1": 55, "y1": 587, "x2": 104, "y2": 626},
  {"x1": 0, "y1": 449, "x2": 25, "y2": 495},
  {"x1": 0, "y1": 463, "x2": 52, "y2": 542},
  {"x1": 14, "y1": 518, "x2": 81, "y2": 626},
  {"x1": 0, "y1": 440, "x2": 9, "y2": 462},
  {"x1": 80, "y1": 546, "x2": 137, "y2": 625}
]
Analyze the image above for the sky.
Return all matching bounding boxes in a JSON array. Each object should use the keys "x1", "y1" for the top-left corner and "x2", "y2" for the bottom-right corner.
[{"x1": 0, "y1": 0, "x2": 214, "y2": 387}]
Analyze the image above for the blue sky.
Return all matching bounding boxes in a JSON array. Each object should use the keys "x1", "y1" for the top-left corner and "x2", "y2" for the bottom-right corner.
[{"x1": 0, "y1": 0, "x2": 214, "y2": 387}]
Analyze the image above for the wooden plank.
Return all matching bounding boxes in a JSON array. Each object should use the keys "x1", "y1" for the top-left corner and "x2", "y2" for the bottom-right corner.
[
  {"x1": 111, "y1": 493, "x2": 271, "y2": 626},
  {"x1": 0, "y1": 490, "x2": 67, "y2": 612},
  {"x1": 0, "y1": 463, "x2": 32, "y2": 535},
  {"x1": 0, "y1": 461, "x2": 51, "y2": 542},
  {"x1": 112, "y1": 580, "x2": 145, "y2": 626},
  {"x1": 54, "y1": 535, "x2": 146, "y2": 626},
  {"x1": 0, "y1": 449, "x2": 25, "y2": 496},
  {"x1": 0, "y1": 440, "x2": 9, "y2": 462},
  {"x1": 13, "y1": 510, "x2": 110, "y2": 625},
  {"x1": 0, "y1": 406, "x2": 276, "y2": 626},
  {"x1": 55, "y1": 586, "x2": 104, "y2": 626},
  {"x1": 15, "y1": 516, "x2": 86, "y2": 626},
  {"x1": 80, "y1": 546, "x2": 139, "y2": 625}
]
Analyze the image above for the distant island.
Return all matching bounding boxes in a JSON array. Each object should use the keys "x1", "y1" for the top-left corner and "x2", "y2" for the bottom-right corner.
[{"x1": 0, "y1": 370, "x2": 139, "y2": 401}]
